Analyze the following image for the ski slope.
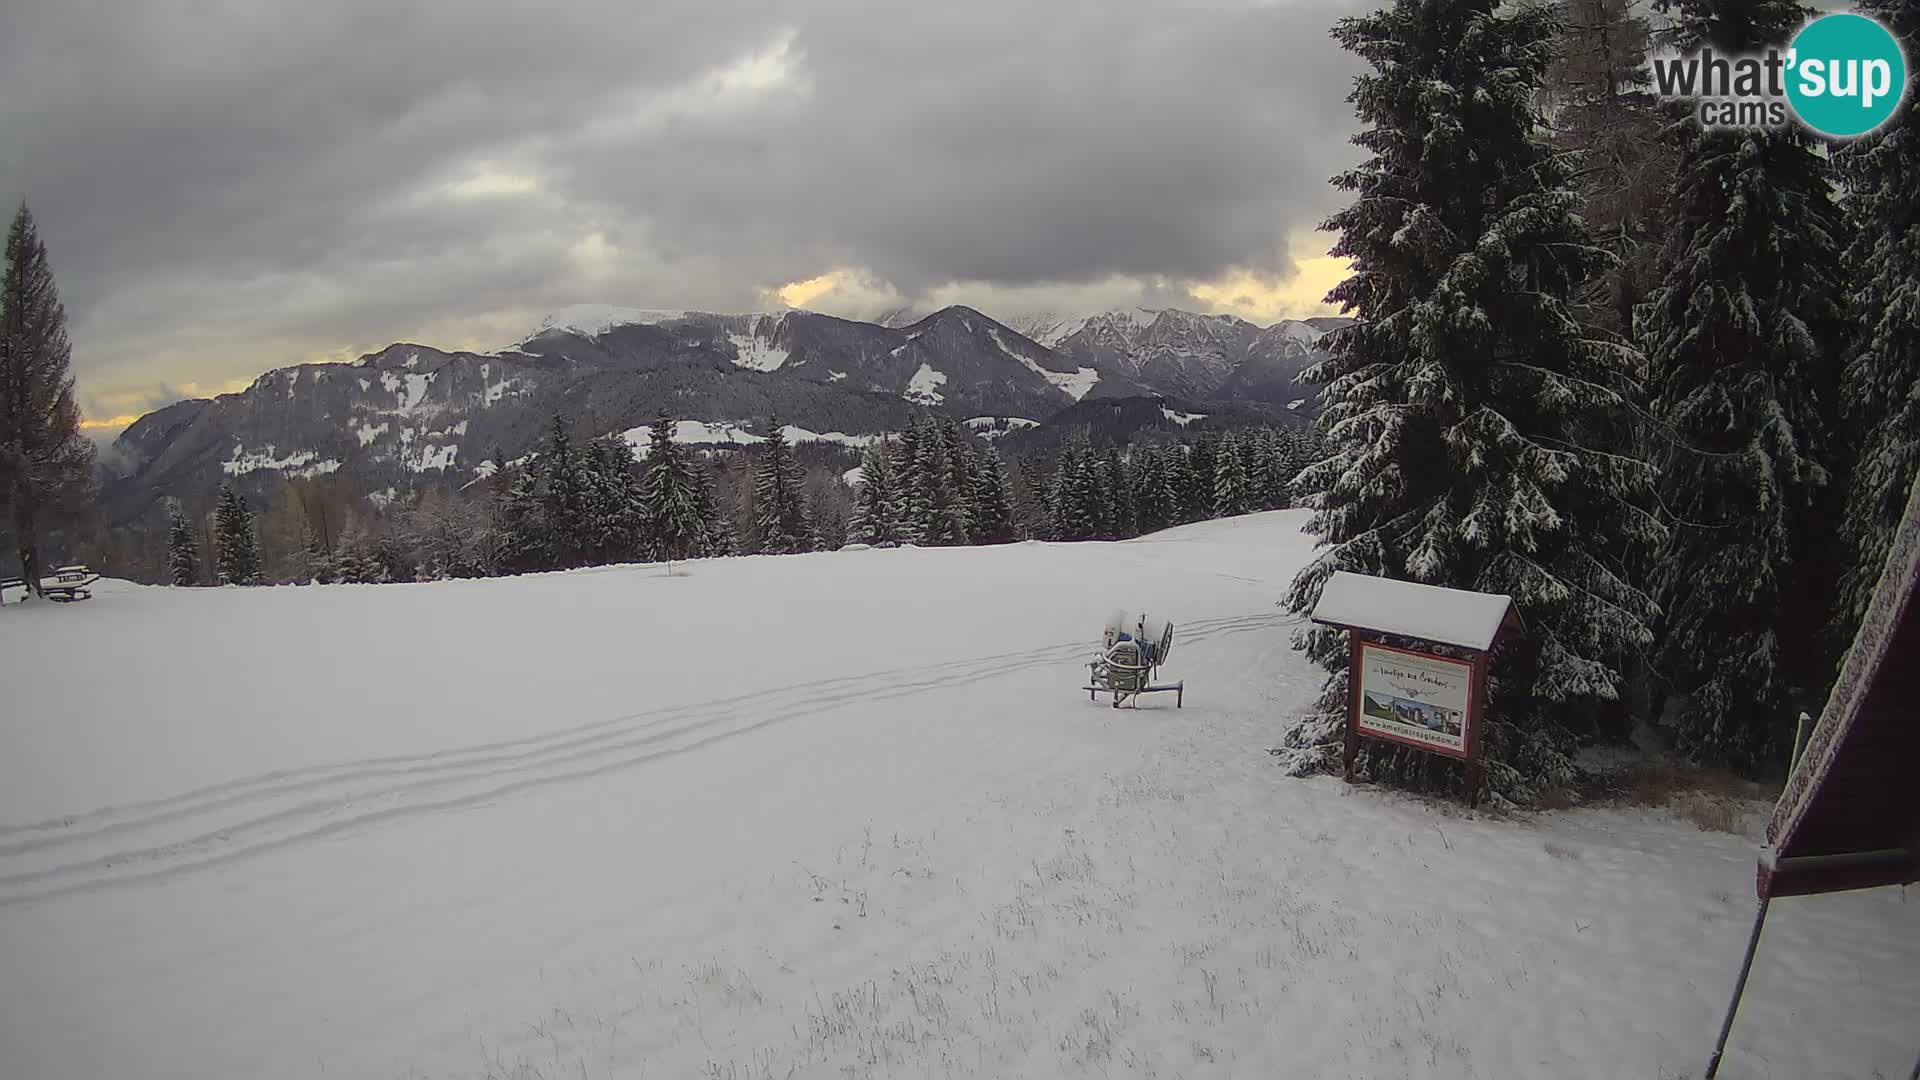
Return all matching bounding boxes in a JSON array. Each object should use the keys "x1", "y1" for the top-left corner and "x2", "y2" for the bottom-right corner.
[{"x1": 0, "y1": 512, "x2": 1913, "y2": 1079}]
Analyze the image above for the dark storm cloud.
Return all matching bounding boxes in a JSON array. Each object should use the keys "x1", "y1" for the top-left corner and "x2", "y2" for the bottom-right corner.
[{"x1": 0, "y1": 0, "x2": 1366, "y2": 423}]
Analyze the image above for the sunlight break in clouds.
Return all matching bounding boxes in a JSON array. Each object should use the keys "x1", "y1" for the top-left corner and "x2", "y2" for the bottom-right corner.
[{"x1": 769, "y1": 242, "x2": 1353, "y2": 327}]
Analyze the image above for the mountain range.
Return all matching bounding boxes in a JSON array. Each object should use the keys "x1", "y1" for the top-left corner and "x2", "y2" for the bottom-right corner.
[{"x1": 100, "y1": 304, "x2": 1347, "y2": 527}]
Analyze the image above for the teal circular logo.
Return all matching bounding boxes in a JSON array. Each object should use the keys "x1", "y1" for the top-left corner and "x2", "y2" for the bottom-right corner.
[{"x1": 1786, "y1": 13, "x2": 1908, "y2": 138}]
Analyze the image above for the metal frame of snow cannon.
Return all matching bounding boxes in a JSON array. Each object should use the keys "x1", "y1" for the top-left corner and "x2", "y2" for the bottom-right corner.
[{"x1": 1084, "y1": 615, "x2": 1183, "y2": 709}]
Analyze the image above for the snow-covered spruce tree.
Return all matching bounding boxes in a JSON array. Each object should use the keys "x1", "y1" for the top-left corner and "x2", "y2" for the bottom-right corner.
[
  {"x1": 1080, "y1": 447, "x2": 1108, "y2": 537},
  {"x1": 212, "y1": 484, "x2": 262, "y2": 585},
  {"x1": 892, "y1": 421, "x2": 933, "y2": 544},
  {"x1": 1101, "y1": 448, "x2": 1135, "y2": 539},
  {"x1": 1129, "y1": 448, "x2": 1167, "y2": 534},
  {"x1": 583, "y1": 435, "x2": 645, "y2": 564},
  {"x1": 1640, "y1": 0, "x2": 1852, "y2": 771},
  {"x1": 1162, "y1": 444, "x2": 1199, "y2": 524},
  {"x1": 1277, "y1": 429, "x2": 1312, "y2": 507},
  {"x1": 849, "y1": 437, "x2": 905, "y2": 545},
  {"x1": 934, "y1": 420, "x2": 976, "y2": 545},
  {"x1": 534, "y1": 415, "x2": 594, "y2": 569},
  {"x1": 750, "y1": 417, "x2": 812, "y2": 554},
  {"x1": 1005, "y1": 452, "x2": 1048, "y2": 540},
  {"x1": 636, "y1": 416, "x2": 704, "y2": 562},
  {"x1": 1281, "y1": 0, "x2": 1664, "y2": 805},
  {"x1": 494, "y1": 466, "x2": 549, "y2": 573},
  {"x1": 912, "y1": 421, "x2": 966, "y2": 546},
  {"x1": 1213, "y1": 432, "x2": 1252, "y2": 518},
  {"x1": 0, "y1": 204, "x2": 94, "y2": 594},
  {"x1": 971, "y1": 449, "x2": 1016, "y2": 544},
  {"x1": 1186, "y1": 435, "x2": 1218, "y2": 521},
  {"x1": 167, "y1": 507, "x2": 201, "y2": 586},
  {"x1": 689, "y1": 453, "x2": 735, "y2": 557},
  {"x1": 1047, "y1": 443, "x2": 1089, "y2": 540},
  {"x1": 1831, "y1": 0, "x2": 1920, "y2": 650}
]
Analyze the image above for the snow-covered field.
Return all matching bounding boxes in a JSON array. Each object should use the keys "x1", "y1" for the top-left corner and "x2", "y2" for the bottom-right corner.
[{"x1": 1, "y1": 512, "x2": 1914, "y2": 1079}]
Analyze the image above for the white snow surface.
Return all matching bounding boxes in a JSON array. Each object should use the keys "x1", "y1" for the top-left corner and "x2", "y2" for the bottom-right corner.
[
  {"x1": 1277, "y1": 320, "x2": 1324, "y2": 348},
  {"x1": 964, "y1": 416, "x2": 1041, "y2": 441},
  {"x1": 620, "y1": 420, "x2": 879, "y2": 459},
  {"x1": 727, "y1": 326, "x2": 790, "y2": 372},
  {"x1": 220, "y1": 444, "x2": 340, "y2": 480},
  {"x1": 1161, "y1": 407, "x2": 1207, "y2": 426},
  {"x1": 1311, "y1": 570, "x2": 1515, "y2": 651},
  {"x1": 905, "y1": 363, "x2": 947, "y2": 404},
  {"x1": 531, "y1": 304, "x2": 689, "y2": 340},
  {"x1": 1, "y1": 512, "x2": 1915, "y2": 1080},
  {"x1": 991, "y1": 328, "x2": 1101, "y2": 401}
]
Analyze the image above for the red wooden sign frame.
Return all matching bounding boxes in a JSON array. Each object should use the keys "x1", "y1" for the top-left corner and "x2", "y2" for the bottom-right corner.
[{"x1": 1345, "y1": 636, "x2": 1489, "y2": 781}]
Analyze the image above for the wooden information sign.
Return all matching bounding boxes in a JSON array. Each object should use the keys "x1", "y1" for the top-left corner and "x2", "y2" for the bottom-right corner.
[{"x1": 1308, "y1": 571, "x2": 1521, "y2": 791}]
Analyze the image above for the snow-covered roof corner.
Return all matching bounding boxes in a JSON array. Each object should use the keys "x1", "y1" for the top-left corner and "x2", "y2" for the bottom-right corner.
[{"x1": 1309, "y1": 571, "x2": 1520, "y2": 652}]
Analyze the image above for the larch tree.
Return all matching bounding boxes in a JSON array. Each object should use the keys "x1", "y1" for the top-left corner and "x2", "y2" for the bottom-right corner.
[
  {"x1": 1541, "y1": 0, "x2": 1677, "y2": 337},
  {"x1": 0, "y1": 204, "x2": 94, "y2": 595},
  {"x1": 1639, "y1": 0, "x2": 1853, "y2": 771},
  {"x1": 1281, "y1": 0, "x2": 1665, "y2": 805}
]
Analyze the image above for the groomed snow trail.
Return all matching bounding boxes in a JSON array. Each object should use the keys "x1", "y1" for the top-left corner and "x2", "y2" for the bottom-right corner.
[{"x1": 1, "y1": 512, "x2": 1913, "y2": 1079}]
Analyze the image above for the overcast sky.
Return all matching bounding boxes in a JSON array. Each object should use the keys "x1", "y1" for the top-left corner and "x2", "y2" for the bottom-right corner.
[{"x1": 2, "y1": 0, "x2": 1367, "y2": 433}]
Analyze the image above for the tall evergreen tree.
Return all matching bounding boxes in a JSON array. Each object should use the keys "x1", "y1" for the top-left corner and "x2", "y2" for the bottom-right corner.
[
  {"x1": 934, "y1": 420, "x2": 976, "y2": 545},
  {"x1": 1102, "y1": 448, "x2": 1134, "y2": 538},
  {"x1": 750, "y1": 416, "x2": 812, "y2": 554},
  {"x1": 636, "y1": 416, "x2": 704, "y2": 562},
  {"x1": 689, "y1": 453, "x2": 735, "y2": 557},
  {"x1": 536, "y1": 414, "x2": 593, "y2": 569},
  {"x1": 1542, "y1": 0, "x2": 1677, "y2": 337},
  {"x1": 0, "y1": 205, "x2": 93, "y2": 594},
  {"x1": 849, "y1": 437, "x2": 908, "y2": 545},
  {"x1": 584, "y1": 435, "x2": 646, "y2": 564},
  {"x1": 167, "y1": 508, "x2": 201, "y2": 586},
  {"x1": 212, "y1": 484, "x2": 262, "y2": 585},
  {"x1": 893, "y1": 421, "x2": 932, "y2": 544},
  {"x1": 495, "y1": 467, "x2": 548, "y2": 573},
  {"x1": 1281, "y1": 0, "x2": 1664, "y2": 804},
  {"x1": 1006, "y1": 452, "x2": 1048, "y2": 540},
  {"x1": 971, "y1": 448, "x2": 1017, "y2": 545},
  {"x1": 1163, "y1": 444, "x2": 1200, "y2": 524},
  {"x1": 1639, "y1": 0, "x2": 1852, "y2": 770},
  {"x1": 911, "y1": 421, "x2": 968, "y2": 545},
  {"x1": 1832, "y1": 0, "x2": 1920, "y2": 648},
  {"x1": 1132, "y1": 447, "x2": 1178, "y2": 534},
  {"x1": 1048, "y1": 442, "x2": 1096, "y2": 540},
  {"x1": 1186, "y1": 435, "x2": 1218, "y2": 521},
  {"x1": 1213, "y1": 432, "x2": 1252, "y2": 518}
]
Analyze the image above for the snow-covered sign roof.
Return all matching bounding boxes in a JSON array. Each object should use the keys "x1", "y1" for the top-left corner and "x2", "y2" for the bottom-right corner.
[{"x1": 1308, "y1": 571, "x2": 1521, "y2": 652}]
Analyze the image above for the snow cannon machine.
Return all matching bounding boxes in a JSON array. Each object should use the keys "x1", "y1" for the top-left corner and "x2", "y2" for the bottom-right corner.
[{"x1": 1084, "y1": 610, "x2": 1184, "y2": 709}]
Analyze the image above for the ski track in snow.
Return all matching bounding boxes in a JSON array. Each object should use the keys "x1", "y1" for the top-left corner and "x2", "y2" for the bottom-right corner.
[
  {"x1": 0, "y1": 613, "x2": 1294, "y2": 907},
  {"x1": 1, "y1": 513, "x2": 1913, "y2": 1080}
]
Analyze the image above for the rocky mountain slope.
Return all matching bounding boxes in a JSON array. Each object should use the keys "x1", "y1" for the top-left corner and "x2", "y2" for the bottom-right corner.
[{"x1": 100, "y1": 304, "x2": 1346, "y2": 527}]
